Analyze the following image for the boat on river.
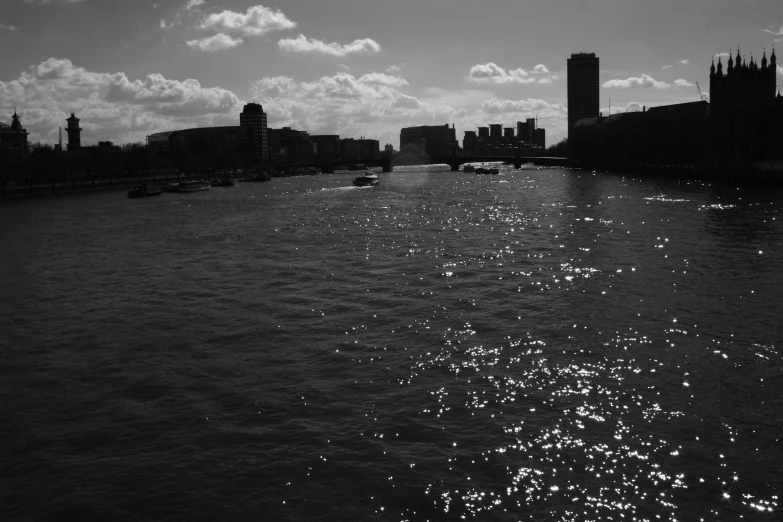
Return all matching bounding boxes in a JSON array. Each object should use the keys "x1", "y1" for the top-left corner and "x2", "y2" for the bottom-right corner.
[
  {"x1": 176, "y1": 179, "x2": 210, "y2": 193},
  {"x1": 127, "y1": 184, "x2": 162, "y2": 198},
  {"x1": 353, "y1": 172, "x2": 380, "y2": 187},
  {"x1": 463, "y1": 165, "x2": 475, "y2": 173}
]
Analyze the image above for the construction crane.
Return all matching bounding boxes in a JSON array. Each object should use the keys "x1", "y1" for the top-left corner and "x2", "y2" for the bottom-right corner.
[{"x1": 696, "y1": 82, "x2": 706, "y2": 101}]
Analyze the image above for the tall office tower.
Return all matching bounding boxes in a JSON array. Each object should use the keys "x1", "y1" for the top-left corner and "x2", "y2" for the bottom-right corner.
[
  {"x1": 240, "y1": 102, "x2": 268, "y2": 165},
  {"x1": 489, "y1": 124, "x2": 503, "y2": 141},
  {"x1": 567, "y1": 53, "x2": 599, "y2": 138},
  {"x1": 66, "y1": 113, "x2": 82, "y2": 151}
]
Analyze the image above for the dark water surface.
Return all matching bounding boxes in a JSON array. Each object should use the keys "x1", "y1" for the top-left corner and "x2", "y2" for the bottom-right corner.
[{"x1": 2, "y1": 167, "x2": 782, "y2": 521}]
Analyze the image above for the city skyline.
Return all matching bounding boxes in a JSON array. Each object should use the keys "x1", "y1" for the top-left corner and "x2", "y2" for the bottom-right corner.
[{"x1": 1, "y1": 0, "x2": 782, "y2": 148}]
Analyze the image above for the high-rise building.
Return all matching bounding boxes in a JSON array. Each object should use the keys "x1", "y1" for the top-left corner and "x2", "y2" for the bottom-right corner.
[
  {"x1": 66, "y1": 113, "x2": 82, "y2": 151},
  {"x1": 567, "y1": 53, "x2": 600, "y2": 137},
  {"x1": 239, "y1": 102, "x2": 268, "y2": 165}
]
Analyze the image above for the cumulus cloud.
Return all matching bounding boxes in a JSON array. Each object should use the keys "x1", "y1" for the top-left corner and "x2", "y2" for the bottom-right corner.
[
  {"x1": 673, "y1": 78, "x2": 694, "y2": 87},
  {"x1": 602, "y1": 74, "x2": 670, "y2": 89},
  {"x1": 386, "y1": 64, "x2": 404, "y2": 74},
  {"x1": 466, "y1": 62, "x2": 556, "y2": 84},
  {"x1": 198, "y1": 5, "x2": 296, "y2": 37},
  {"x1": 185, "y1": 0, "x2": 205, "y2": 10},
  {"x1": 0, "y1": 23, "x2": 18, "y2": 31},
  {"x1": 762, "y1": 23, "x2": 783, "y2": 36},
  {"x1": 600, "y1": 101, "x2": 646, "y2": 115},
  {"x1": 714, "y1": 52, "x2": 730, "y2": 59},
  {"x1": 661, "y1": 65, "x2": 672, "y2": 70},
  {"x1": 249, "y1": 72, "x2": 464, "y2": 147},
  {"x1": 278, "y1": 35, "x2": 381, "y2": 56},
  {"x1": 778, "y1": 65, "x2": 783, "y2": 75},
  {"x1": 357, "y1": 73, "x2": 409, "y2": 87},
  {"x1": 466, "y1": 62, "x2": 533, "y2": 84},
  {"x1": 678, "y1": 59, "x2": 689, "y2": 65},
  {"x1": 186, "y1": 33, "x2": 243, "y2": 51},
  {"x1": 0, "y1": 57, "x2": 242, "y2": 144},
  {"x1": 481, "y1": 97, "x2": 566, "y2": 117}
]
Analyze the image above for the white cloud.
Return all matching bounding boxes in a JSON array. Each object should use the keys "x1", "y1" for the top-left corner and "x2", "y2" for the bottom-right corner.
[
  {"x1": 661, "y1": 65, "x2": 672, "y2": 70},
  {"x1": 198, "y1": 5, "x2": 296, "y2": 37},
  {"x1": 185, "y1": 0, "x2": 205, "y2": 10},
  {"x1": 674, "y1": 78, "x2": 694, "y2": 87},
  {"x1": 466, "y1": 62, "x2": 556, "y2": 84},
  {"x1": 762, "y1": 23, "x2": 783, "y2": 36},
  {"x1": 678, "y1": 59, "x2": 689, "y2": 65},
  {"x1": 601, "y1": 101, "x2": 646, "y2": 115},
  {"x1": 278, "y1": 35, "x2": 381, "y2": 57},
  {"x1": 531, "y1": 64, "x2": 550, "y2": 75},
  {"x1": 714, "y1": 52, "x2": 730, "y2": 59},
  {"x1": 386, "y1": 64, "x2": 404, "y2": 74},
  {"x1": 0, "y1": 57, "x2": 242, "y2": 144},
  {"x1": 466, "y1": 62, "x2": 532, "y2": 84},
  {"x1": 186, "y1": 33, "x2": 243, "y2": 52},
  {"x1": 778, "y1": 65, "x2": 783, "y2": 75},
  {"x1": 602, "y1": 74, "x2": 670, "y2": 89},
  {"x1": 0, "y1": 23, "x2": 18, "y2": 31},
  {"x1": 357, "y1": 73, "x2": 409, "y2": 87}
]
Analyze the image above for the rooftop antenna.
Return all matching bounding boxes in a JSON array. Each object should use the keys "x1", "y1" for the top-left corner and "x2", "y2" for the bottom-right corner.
[{"x1": 59, "y1": 126, "x2": 62, "y2": 148}]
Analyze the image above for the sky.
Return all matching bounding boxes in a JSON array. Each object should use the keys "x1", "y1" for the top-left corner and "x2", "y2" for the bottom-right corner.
[{"x1": 1, "y1": 0, "x2": 782, "y2": 148}]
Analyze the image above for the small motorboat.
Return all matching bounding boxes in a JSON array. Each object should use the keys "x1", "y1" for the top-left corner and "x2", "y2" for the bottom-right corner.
[
  {"x1": 353, "y1": 172, "x2": 380, "y2": 187},
  {"x1": 488, "y1": 168, "x2": 500, "y2": 175},
  {"x1": 127, "y1": 184, "x2": 162, "y2": 198}
]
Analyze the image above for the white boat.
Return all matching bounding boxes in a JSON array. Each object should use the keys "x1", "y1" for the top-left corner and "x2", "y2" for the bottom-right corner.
[
  {"x1": 353, "y1": 172, "x2": 380, "y2": 187},
  {"x1": 176, "y1": 179, "x2": 211, "y2": 192}
]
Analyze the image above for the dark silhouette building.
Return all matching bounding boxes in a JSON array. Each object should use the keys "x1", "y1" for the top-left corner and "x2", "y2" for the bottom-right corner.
[
  {"x1": 567, "y1": 53, "x2": 600, "y2": 138},
  {"x1": 709, "y1": 48, "x2": 782, "y2": 167},
  {"x1": 66, "y1": 113, "x2": 82, "y2": 151},
  {"x1": 268, "y1": 127, "x2": 315, "y2": 168},
  {"x1": 399, "y1": 124, "x2": 458, "y2": 157},
  {"x1": 239, "y1": 102, "x2": 268, "y2": 165}
]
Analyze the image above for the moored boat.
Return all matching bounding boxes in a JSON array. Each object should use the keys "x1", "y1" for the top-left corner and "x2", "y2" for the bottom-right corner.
[
  {"x1": 176, "y1": 179, "x2": 211, "y2": 192},
  {"x1": 463, "y1": 165, "x2": 475, "y2": 173},
  {"x1": 127, "y1": 184, "x2": 162, "y2": 198},
  {"x1": 353, "y1": 172, "x2": 380, "y2": 187}
]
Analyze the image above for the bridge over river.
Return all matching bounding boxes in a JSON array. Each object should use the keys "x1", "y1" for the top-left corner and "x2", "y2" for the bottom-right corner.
[{"x1": 315, "y1": 155, "x2": 569, "y2": 173}]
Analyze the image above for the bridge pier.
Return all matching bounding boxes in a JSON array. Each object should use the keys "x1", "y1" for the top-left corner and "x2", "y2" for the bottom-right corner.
[{"x1": 380, "y1": 156, "x2": 393, "y2": 173}]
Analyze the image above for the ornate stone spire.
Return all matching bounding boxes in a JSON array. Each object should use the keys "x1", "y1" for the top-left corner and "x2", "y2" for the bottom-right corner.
[
  {"x1": 710, "y1": 59, "x2": 716, "y2": 77},
  {"x1": 716, "y1": 57, "x2": 723, "y2": 75}
]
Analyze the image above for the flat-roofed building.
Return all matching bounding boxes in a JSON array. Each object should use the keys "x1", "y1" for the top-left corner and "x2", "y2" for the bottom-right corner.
[{"x1": 400, "y1": 124, "x2": 457, "y2": 157}]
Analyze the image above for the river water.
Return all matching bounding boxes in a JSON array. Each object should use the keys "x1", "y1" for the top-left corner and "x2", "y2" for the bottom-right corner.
[{"x1": 1, "y1": 166, "x2": 782, "y2": 521}]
